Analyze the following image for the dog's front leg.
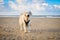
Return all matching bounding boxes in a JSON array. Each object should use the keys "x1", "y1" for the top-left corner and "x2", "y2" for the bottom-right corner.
[
  {"x1": 27, "y1": 26, "x2": 31, "y2": 32},
  {"x1": 23, "y1": 24, "x2": 27, "y2": 33},
  {"x1": 27, "y1": 23, "x2": 31, "y2": 32},
  {"x1": 20, "y1": 24, "x2": 23, "y2": 31}
]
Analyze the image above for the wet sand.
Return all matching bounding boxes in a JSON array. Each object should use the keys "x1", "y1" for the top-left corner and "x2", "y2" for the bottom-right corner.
[{"x1": 0, "y1": 17, "x2": 60, "y2": 40}]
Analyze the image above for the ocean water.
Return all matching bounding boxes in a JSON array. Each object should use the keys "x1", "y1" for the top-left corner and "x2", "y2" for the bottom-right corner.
[{"x1": 0, "y1": 15, "x2": 60, "y2": 18}]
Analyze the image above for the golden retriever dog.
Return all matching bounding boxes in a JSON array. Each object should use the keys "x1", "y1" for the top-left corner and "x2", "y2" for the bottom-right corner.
[{"x1": 19, "y1": 11, "x2": 32, "y2": 33}]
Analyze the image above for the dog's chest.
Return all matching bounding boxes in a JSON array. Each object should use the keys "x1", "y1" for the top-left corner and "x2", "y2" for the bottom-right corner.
[{"x1": 24, "y1": 20, "x2": 30, "y2": 26}]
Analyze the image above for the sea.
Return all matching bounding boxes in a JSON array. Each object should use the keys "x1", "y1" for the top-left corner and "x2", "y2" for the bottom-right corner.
[{"x1": 0, "y1": 15, "x2": 60, "y2": 18}]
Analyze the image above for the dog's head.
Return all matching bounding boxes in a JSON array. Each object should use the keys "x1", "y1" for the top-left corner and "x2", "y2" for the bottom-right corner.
[
  {"x1": 23, "y1": 11, "x2": 32, "y2": 18},
  {"x1": 22, "y1": 11, "x2": 32, "y2": 26}
]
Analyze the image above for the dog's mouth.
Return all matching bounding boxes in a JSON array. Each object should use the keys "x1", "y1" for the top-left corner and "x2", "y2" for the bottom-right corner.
[{"x1": 24, "y1": 20, "x2": 30, "y2": 26}]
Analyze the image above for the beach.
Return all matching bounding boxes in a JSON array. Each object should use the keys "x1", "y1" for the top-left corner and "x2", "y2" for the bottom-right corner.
[{"x1": 0, "y1": 17, "x2": 60, "y2": 40}]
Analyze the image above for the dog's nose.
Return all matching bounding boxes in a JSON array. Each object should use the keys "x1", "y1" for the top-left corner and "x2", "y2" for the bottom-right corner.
[{"x1": 27, "y1": 15, "x2": 29, "y2": 17}]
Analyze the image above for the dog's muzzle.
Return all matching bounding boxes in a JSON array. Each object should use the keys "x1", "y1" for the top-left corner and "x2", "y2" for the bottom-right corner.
[
  {"x1": 24, "y1": 20, "x2": 30, "y2": 26},
  {"x1": 27, "y1": 15, "x2": 29, "y2": 17}
]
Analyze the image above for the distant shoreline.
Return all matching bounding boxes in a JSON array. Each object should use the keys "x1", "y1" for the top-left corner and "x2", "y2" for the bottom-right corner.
[{"x1": 0, "y1": 15, "x2": 60, "y2": 18}]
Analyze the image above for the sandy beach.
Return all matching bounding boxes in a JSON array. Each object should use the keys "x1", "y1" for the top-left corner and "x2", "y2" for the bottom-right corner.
[{"x1": 0, "y1": 17, "x2": 60, "y2": 40}]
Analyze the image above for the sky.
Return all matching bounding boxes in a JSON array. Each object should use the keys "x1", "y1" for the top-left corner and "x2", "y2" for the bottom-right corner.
[{"x1": 0, "y1": 0, "x2": 60, "y2": 15}]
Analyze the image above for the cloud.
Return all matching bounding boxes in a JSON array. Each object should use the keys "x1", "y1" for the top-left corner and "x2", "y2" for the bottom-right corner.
[
  {"x1": 42, "y1": 3, "x2": 48, "y2": 6},
  {"x1": 0, "y1": 0, "x2": 3, "y2": 3},
  {"x1": 0, "y1": 0, "x2": 4, "y2": 4},
  {"x1": 18, "y1": 5, "x2": 29, "y2": 12},
  {"x1": 9, "y1": 2, "x2": 46, "y2": 13},
  {"x1": 31, "y1": 3, "x2": 45, "y2": 11},
  {"x1": 0, "y1": 0, "x2": 5, "y2": 11},
  {"x1": 32, "y1": 0, "x2": 45, "y2": 3},
  {"x1": 9, "y1": 1, "x2": 18, "y2": 10},
  {"x1": 8, "y1": 0, "x2": 60, "y2": 15},
  {"x1": 9, "y1": 1, "x2": 30, "y2": 12},
  {"x1": 0, "y1": 11, "x2": 19, "y2": 15},
  {"x1": 16, "y1": 0, "x2": 23, "y2": 4},
  {"x1": 8, "y1": 0, "x2": 48, "y2": 15},
  {"x1": 0, "y1": 0, "x2": 60, "y2": 15},
  {"x1": 16, "y1": 0, "x2": 27, "y2": 4},
  {"x1": 54, "y1": 5, "x2": 60, "y2": 9},
  {"x1": 0, "y1": 5, "x2": 4, "y2": 10}
]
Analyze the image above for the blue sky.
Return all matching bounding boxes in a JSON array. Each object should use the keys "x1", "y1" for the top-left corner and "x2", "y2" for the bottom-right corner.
[
  {"x1": 45, "y1": 0, "x2": 60, "y2": 5},
  {"x1": 0, "y1": 0, "x2": 60, "y2": 15}
]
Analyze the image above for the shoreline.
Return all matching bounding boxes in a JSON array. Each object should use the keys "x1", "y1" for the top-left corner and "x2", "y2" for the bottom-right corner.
[{"x1": 0, "y1": 15, "x2": 60, "y2": 18}]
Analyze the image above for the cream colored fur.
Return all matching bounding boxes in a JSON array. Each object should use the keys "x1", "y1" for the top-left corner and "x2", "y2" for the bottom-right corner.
[{"x1": 19, "y1": 11, "x2": 32, "y2": 33}]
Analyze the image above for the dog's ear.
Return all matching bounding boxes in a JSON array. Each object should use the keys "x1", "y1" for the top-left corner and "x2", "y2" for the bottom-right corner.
[
  {"x1": 29, "y1": 11, "x2": 32, "y2": 16},
  {"x1": 21, "y1": 12, "x2": 26, "y2": 16},
  {"x1": 24, "y1": 12, "x2": 28, "y2": 16}
]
